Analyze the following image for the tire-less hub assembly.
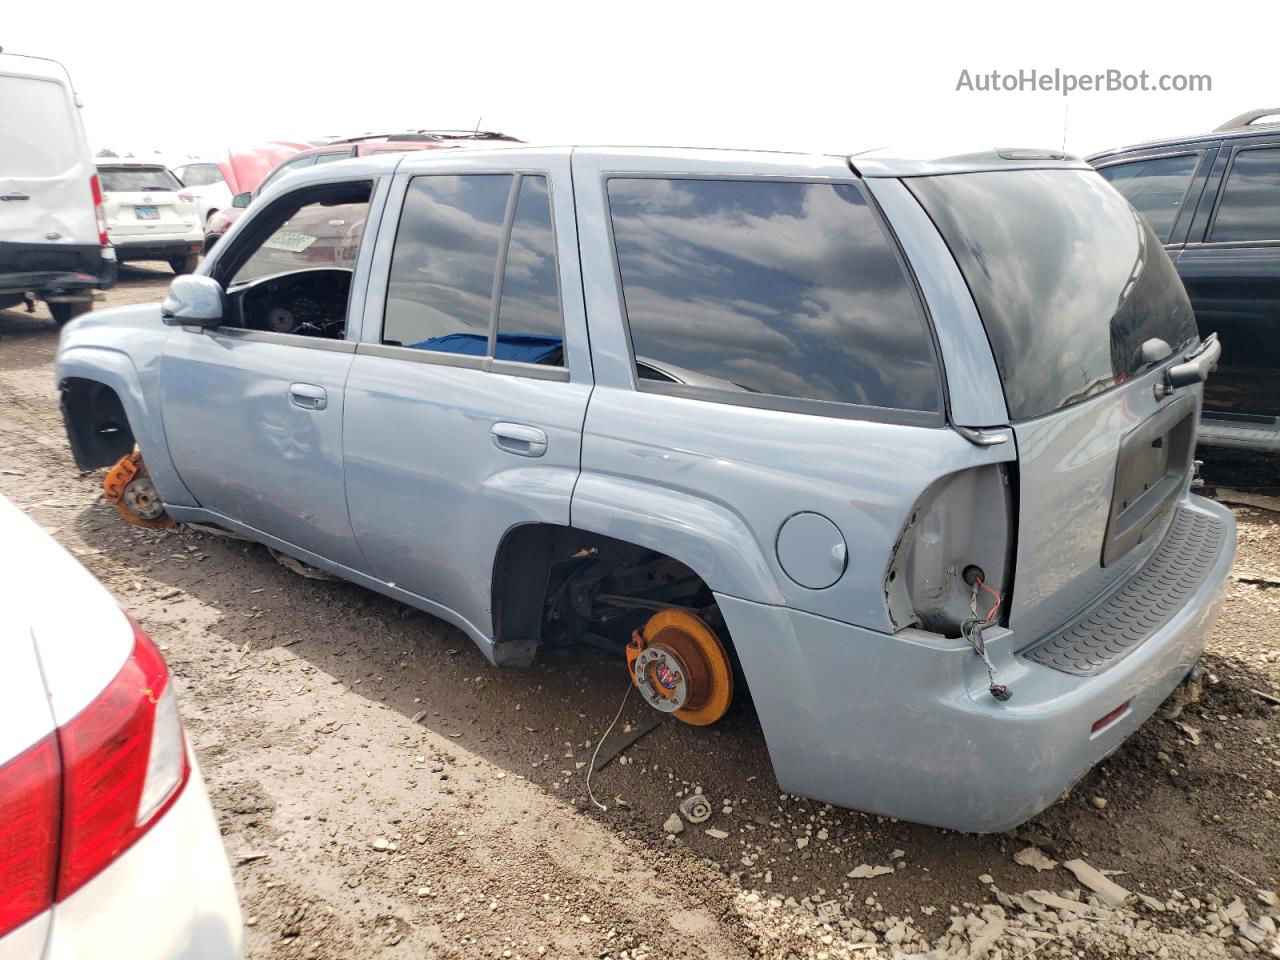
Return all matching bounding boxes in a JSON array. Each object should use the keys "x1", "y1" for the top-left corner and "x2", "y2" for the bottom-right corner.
[{"x1": 626, "y1": 609, "x2": 733, "y2": 726}]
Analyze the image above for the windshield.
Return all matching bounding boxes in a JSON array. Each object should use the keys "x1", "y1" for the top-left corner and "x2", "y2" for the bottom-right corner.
[
  {"x1": 98, "y1": 166, "x2": 183, "y2": 192},
  {"x1": 909, "y1": 169, "x2": 1197, "y2": 421}
]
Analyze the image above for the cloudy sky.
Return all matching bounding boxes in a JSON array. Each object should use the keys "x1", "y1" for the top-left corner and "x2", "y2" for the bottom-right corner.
[{"x1": 3, "y1": 0, "x2": 1270, "y2": 160}]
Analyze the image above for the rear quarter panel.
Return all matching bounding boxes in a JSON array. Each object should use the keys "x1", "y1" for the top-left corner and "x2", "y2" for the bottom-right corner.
[{"x1": 569, "y1": 149, "x2": 1015, "y2": 627}]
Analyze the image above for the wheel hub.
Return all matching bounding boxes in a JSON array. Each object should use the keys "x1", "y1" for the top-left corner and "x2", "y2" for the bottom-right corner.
[
  {"x1": 626, "y1": 609, "x2": 733, "y2": 726},
  {"x1": 103, "y1": 452, "x2": 174, "y2": 528},
  {"x1": 632, "y1": 645, "x2": 691, "y2": 712}
]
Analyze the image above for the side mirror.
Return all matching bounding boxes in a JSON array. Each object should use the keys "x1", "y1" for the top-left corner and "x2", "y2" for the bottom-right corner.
[
  {"x1": 231, "y1": 191, "x2": 253, "y2": 209},
  {"x1": 162, "y1": 275, "x2": 225, "y2": 327}
]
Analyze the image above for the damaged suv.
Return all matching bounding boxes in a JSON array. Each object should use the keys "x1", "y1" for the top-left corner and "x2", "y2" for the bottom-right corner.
[{"x1": 56, "y1": 145, "x2": 1235, "y2": 832}]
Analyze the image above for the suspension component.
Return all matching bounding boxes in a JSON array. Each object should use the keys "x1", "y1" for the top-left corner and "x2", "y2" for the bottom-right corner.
[
  {"x1": 102, "y1": 452, "x2": 174, "y2": 529},
  {"x1": 626, "y1": 609, "x2": 733, "y2": 726}
]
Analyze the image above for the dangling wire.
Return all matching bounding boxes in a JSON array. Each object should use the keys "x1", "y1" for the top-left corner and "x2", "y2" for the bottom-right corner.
[
  {"x1": 585, "y1": 681, "x2": 633, "y2": 812},
  {"x1": 963, "y1": 575, "x2": 1011, "y2": 701}
]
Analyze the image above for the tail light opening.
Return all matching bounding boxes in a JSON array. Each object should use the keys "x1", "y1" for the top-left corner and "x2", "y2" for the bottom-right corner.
[{"x1": 0, "y1": 616, "x2": 189, "y2": 938}]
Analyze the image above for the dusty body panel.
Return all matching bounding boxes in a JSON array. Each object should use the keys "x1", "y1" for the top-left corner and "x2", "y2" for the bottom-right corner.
[
  {"x1": 342, "y1": 149, "x2": 592, "y2": 643},
  {"x1": 57, "y1": 306, "x2": 196, "y2": 509},
  {"x1": 54, "y1": 145, "x2": 1238, "y2": 831},
  {"x1": 723, "y1": 497, "x2": 1233, "y2": 832}
]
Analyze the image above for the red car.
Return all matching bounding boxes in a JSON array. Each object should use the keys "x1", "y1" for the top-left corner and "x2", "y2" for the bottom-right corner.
[{"x1": 202, "y1": 130, "x2": 520, "y2": 253}]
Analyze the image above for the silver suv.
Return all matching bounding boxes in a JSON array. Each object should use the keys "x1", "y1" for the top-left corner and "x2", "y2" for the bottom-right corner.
[{"x1": 56, "y1": 145, "x2": 1235, "y2": 831}]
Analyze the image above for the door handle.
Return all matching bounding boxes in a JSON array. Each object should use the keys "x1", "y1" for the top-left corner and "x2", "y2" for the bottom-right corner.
[
  {"x1": 289, "y1": 383, "x2": 328, "y2": 410},
  {"x1": 490, "y1": 422, "x2": 547, "y2": 457}
]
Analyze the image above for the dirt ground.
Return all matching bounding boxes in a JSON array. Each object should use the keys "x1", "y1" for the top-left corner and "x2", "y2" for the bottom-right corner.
[{"x1": 2, "y1": 266, "x2": 1278, "y2": 959}]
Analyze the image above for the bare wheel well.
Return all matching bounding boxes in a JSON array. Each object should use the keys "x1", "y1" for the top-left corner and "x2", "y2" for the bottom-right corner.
[
  {"x1": 59, "y1": 378, "x2": 135, "y2": 470},
  {"x1": 491, "y1": 523, "x2": 730, "y2": 664}
]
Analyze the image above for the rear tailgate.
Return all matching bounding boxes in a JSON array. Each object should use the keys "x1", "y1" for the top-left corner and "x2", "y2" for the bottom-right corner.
[
  {"x1": 909, "y1": 167, "x2": 1204, "y2": 639},
  {"x1": 98, "y1": 166, "x2": 196, "y2": 239}
]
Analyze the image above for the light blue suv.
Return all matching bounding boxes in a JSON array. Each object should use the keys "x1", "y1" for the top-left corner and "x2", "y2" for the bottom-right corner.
[{"x1": 56, "y1": 145, "x2": 1235, "y2": 831}]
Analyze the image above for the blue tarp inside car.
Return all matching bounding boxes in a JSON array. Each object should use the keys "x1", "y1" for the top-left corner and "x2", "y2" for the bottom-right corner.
[{"x1": 407, "y1": 332, "x2": 562, "y2": 364}]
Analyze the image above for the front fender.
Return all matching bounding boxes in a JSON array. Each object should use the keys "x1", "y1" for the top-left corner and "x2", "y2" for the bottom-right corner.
[
  {"x1": 570, "y1": 471, "x2": 786, "y2": 606},
  {"x1": 56, "y1": 344, "x2": 196, "y2": 508}
]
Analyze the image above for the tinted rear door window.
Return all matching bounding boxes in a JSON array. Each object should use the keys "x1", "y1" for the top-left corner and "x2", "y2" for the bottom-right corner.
[
  {"x1": 1210, "y1": 147, "x2": 1280, "y2": 242},
  {"x1": 910, "y1": 169, "x2": 1198, "y2": 421},
  {"x1": 1096, "y1": 153, "x2": 1199, "y2": 242},
  {"x1": 383, "y1": 174, "x2": 512, "y2": 352},
  {"x1": 607, "y1": 178, "x2": 941, "y2": 414}
]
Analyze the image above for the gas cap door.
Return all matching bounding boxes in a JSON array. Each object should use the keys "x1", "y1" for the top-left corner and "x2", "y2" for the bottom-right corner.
[{"x1": 776, "y1": 512, "x2": 848, "y2": 589}]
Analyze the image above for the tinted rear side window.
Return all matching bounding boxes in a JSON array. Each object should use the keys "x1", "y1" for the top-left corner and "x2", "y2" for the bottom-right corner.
[
  {"x1": 1096, "y1": 153, "x2": 1199, "y2": 242},
  {"x1": 1211, "y1": 147, "x2": 1280, "y2": 243},
  {"x1": 383, "y1": 174, "x2": 512, "y2": 351},
  {"x1": 910, "y1": 169, "x2": 1197, "y2": 421},
  {"x1": 607, "y1": 178, "x2": 940, "y2": 414}
]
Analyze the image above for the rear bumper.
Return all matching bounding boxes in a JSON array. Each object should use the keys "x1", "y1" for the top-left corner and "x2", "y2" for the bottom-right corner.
[
  {"x1": 113, "y1": 236, "x2": 201, "y2": 262},
  {"x1": 0, "y1": 241, "x2": 117, "y2": 296},
  {"x1": 720, "y1": 495, "x2": 1236, "y2": 832},
  {"x1": 1198, "y1": 414, "x2": 1280, "y2": 452}
]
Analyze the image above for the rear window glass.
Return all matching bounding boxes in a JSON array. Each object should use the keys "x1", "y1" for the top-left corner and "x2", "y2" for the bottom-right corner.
[
  {"x1": 607, "y1": 178, "x2": 941, "y2": 414},
  {"x1": 1096, "y1": 153, "x2": 1199, "y2": 242},
  {"x1": 98, "y1": 167, "x2": 183, "y2": 192},
  {"x1": 910, "y1": 169, "x2": 1197, "y2": 421},
  {"x1": 0, "y1": 76, "x2": 80, "y2": 178},
  {"x1": 1210, "y1": 147, "x2": 1280, "y2": 243}
]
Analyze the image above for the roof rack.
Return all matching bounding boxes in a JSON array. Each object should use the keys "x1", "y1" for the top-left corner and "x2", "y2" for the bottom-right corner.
[
  {"x1": 329, "y1": 130, "x2": 521, "y2": 145},
  {"x1": 1214, "y1": 108, "x2": 1280, "y2": 132}
]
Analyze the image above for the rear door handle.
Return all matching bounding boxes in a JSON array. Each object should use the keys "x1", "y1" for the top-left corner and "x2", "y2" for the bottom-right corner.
[
  {"x1": 289, "y1": 383, "x2": 328, "y2": 410},
  {"x1": 491, "y1": 422, "x2": 547, "y2": 457}
]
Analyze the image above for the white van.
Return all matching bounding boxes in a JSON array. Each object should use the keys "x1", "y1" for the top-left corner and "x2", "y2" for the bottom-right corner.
[{"x1": 0, "y1": 50, "x2": 116, "y2": 325}]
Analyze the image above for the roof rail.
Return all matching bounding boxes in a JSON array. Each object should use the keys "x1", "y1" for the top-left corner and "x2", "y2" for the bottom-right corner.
[
  {"x1": 330, "y1": 130, "x2": 520, "y2": 145},
  {"x1": 1215, "y1": 108, "x2": 1280, "y2": 132}
]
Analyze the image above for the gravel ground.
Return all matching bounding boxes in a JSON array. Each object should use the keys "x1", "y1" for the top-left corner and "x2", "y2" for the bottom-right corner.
[{"x1": 2, "y1": 265, "x2": 1278, "y2": 959}]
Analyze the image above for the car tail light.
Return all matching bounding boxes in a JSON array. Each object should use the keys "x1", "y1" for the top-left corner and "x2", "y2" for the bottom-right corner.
[
  {"x1": 90, "y1": 174, "x2": 109, "y2": 246},
  {"x1": 57, "y1": 617, "x2": 190, "y2": 898},
  {"x1": 178, "y1": 192, "x2": 195, "y2": 203},
  {"x1": 0, "y1": 738, "x2": 60, "y2": 939},
  {"x1": 0, "y1": 617, "x2": 189, "y2": 937}
]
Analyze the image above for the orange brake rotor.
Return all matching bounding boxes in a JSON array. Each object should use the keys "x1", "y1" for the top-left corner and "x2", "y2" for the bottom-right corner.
[
  {"x1": 103, "y1": 451, "x2": 174, "y2": 529},
  {"x1": 626, "y1": 609, "x2": 733, "y2": 726}
]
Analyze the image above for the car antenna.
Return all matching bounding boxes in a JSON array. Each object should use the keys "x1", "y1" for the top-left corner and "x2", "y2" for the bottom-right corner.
[{"x1": 474, "y1": 115, "x2": 483, "y2": 135}]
